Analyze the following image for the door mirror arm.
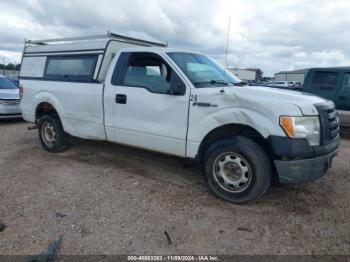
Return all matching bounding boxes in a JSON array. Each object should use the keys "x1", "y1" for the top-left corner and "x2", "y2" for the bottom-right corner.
[
  {"x1": 168, "y1": 83, "x2": 186, "y2": 96},
  {"x1": 169, "y1": 72, "x2": 186, "y2": 96}
]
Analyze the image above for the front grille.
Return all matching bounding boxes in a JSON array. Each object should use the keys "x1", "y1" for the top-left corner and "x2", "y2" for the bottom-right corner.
[
  {"x1": 0, "y1": 99, "x2": 20, "y2": 106},
  {"x1": 315, "y1": 103, "x2": 340, "y2": 145}
]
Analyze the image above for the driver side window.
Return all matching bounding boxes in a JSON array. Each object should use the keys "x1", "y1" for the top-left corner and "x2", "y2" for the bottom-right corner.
[{"x1": 113, "y1": 52, "x2": 172, "y2": 94}]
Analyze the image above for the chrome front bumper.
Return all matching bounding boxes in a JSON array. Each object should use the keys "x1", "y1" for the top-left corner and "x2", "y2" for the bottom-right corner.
[{"x1": 338, "y1": 110, "x2": 350, "y2": 128}]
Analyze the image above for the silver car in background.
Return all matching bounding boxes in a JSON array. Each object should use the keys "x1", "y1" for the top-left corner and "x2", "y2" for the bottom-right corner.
[{"x1": 0, "y1": 75, "x2": 21, "y2": 119}]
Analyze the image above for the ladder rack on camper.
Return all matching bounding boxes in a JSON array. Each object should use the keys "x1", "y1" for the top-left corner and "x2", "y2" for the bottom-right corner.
[{"x1": 24, "y1": 31, "x2": 168, "y2": 47}]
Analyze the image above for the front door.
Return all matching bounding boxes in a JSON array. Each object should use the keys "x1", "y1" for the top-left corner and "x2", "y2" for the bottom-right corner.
[{"x1": 106, "y1": 52, "x2": 190, "y2": 157}]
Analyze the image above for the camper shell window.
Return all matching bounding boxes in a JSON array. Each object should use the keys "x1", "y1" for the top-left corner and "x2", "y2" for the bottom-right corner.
[{"x1": 44, "y1": 55, "x2": 98, "y2": 82}]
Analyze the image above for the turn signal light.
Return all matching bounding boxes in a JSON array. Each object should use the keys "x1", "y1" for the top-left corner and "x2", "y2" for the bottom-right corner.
[{"x1": 280, "y1": 116, "x2": 294, "y2": 137}]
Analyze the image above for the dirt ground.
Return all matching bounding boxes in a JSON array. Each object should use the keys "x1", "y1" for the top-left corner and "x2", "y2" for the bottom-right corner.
[{"x1": 0, "y1": 120, "x2": 349, "y2": 256}]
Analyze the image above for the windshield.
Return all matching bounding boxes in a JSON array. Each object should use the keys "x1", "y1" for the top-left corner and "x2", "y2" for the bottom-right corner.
[
  {"x1": 167, "y1": 52, "x2": 242, "y2": 87},
  {"x1": 0, "y1": 77, "x2": 18, "y2": 89}
]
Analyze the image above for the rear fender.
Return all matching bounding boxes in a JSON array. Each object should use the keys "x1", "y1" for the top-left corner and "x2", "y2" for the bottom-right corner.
[{"x1": 34, "y1": 91, "x2": 64, "y2": 122}]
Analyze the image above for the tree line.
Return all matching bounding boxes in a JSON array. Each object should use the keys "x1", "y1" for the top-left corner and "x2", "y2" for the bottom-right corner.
[{"x1": 0, "y1": 63, "x2": 21, "y2": 71}]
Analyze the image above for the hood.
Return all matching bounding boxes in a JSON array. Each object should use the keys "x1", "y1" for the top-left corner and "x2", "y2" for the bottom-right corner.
[
  {"x1": 234, "y1": 85, "x2": 327, "y2": 115},
  {"x1": 0, "y1": 88, "x2": 20, "y2": 100}
]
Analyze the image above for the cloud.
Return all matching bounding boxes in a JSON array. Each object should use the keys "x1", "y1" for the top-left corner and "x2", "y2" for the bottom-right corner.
[{"x1": 0, "y1": 0, "x2": 350, "y2": 75}]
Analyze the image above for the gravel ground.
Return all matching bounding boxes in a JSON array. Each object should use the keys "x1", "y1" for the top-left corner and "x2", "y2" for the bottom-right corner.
[{"x1": 0, "y1": 120, "x2": 349, "y2": 255}]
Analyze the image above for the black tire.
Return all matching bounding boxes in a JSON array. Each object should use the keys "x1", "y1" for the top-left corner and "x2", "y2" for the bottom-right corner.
[
  {"x1": 203, "y1": 136, "x2": 271, "y2": 204},
  {"x1": 38, "y1": 114, "x2": 69, "y2": 153}
]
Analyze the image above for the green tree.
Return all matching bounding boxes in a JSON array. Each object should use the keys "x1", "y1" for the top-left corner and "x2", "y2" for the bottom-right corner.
[{"x1": 5, "y1": 63, "x2": 16, "y2": 70}]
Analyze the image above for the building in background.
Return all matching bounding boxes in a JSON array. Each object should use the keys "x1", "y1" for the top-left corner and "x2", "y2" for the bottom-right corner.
[
  {"x1": 274, "y1": 68, "x2": 310, "y2": 83},
  {"x1": 228, "y1": 68, "x2": 257, "y2": 81}
]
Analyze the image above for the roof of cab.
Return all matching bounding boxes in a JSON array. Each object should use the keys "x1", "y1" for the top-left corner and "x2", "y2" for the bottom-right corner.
[{"x1": 115, "y1": 46, "x2": 203, "y2": 56}]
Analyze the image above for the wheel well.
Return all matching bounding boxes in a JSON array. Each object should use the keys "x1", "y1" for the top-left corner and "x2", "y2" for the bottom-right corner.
[
  {"x1": 35, "y1": 102, "x2": 58, "y2": 123},
  {"x1": 197, "y1": 124, "x2": 268, "y2": 161}
]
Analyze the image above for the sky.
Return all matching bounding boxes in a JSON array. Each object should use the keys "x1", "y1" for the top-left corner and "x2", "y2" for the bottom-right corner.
[{"x1": 0, "y1": 0, "x2": 350, "y2": 76}]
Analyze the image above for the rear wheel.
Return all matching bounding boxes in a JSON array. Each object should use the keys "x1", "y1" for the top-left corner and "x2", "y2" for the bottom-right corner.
[
  {"x1": 38, "y1": 114, "x2": 69, "y2": 152},
  {"x1": 203, "y1": 136, "x2": 271, "y2": 204}
]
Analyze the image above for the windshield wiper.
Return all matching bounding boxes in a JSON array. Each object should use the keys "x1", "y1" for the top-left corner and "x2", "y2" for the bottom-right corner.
[
  {"x1": 233, "y1": 82, "x2": 246, "y2": 86},
  {"x1": 194, "y1": 80, "x2": 232, "y2": 88},
  {"x1": 210, "y1": 80, "x2": 230, "y2": 85}
]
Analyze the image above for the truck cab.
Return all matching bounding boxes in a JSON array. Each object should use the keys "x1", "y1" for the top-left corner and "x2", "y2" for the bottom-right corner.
[
  {"x1": 303, "y1": 68, "x2": 350, "y2": 128},
  {"x1": 20, "y1": 33, "x2": 340, "y2": 204}
]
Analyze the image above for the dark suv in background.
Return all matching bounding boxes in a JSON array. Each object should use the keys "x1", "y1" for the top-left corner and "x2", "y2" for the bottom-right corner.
[{"x1": 303, "y1": 68, "x2": 350, "y2": 129}]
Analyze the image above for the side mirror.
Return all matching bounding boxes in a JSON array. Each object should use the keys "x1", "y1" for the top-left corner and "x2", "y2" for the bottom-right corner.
[{"x1": 168, "y1": 72, "x2": 186, "y2": 96}]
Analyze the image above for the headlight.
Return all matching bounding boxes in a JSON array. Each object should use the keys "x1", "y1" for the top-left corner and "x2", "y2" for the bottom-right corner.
[{"x1": 280, "y1": 116, "x2": 320, "y2": 146}]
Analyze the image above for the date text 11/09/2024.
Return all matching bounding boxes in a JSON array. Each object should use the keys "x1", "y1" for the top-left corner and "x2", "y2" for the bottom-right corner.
[{"x1": 127, "y1": 255, "x2": 219, "y2": 261}]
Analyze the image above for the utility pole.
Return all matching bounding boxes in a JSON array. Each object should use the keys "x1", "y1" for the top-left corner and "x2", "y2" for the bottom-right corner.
[
  {"x1": 224, "y1": 17, "x2": 231, "y2": 70},
  {"x1": 223, "y1": 17, "x2": 231, "y2": 82}
]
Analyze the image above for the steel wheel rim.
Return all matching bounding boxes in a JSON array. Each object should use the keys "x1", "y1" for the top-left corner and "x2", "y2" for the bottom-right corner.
[
  {"x1": 212, "y1": 152, "x2": 252, "y2": 193},
  {"x1": 41, "y1": 122, "x2": 56, "y2": 146}
]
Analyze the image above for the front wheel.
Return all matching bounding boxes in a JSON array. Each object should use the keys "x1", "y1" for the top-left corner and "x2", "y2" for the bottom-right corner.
[
  {"x1": 38, "y1": 114, "x2": 69, "y2": 153},
  {"x1": 203, "y1": 136, "x2": 271, "y2": 204}
]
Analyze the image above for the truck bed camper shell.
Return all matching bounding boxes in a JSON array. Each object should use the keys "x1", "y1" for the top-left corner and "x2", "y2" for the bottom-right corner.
[{"x1": 21, "y1": 31, "x2": 167, "y2": 82}]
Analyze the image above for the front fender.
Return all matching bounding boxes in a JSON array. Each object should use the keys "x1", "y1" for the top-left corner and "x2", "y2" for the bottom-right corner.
[
  {"x1": 190, "y1": 107, "x2": 285, "y2": 140},
  {"x1": 186, "y1": 107, "x2": 286, "y2": 158}
]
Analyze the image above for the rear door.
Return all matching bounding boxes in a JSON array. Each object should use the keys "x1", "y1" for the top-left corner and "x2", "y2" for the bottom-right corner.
[
  {"x1": 336, "y1": 72, "x2": 350, "y2": 111},
  {"x1": 308, "y1": 70, "x2": 340, "y2": 101},
  {"x1": 336, "y1": 72, "x2": 350, "y2": 127},
  {"x1": 105, "y1": 51, "x2": 190, "y2": 157}
]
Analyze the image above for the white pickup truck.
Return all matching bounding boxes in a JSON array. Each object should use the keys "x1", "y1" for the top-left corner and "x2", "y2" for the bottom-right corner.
[{"x1": 20, "y1": 32, "x2": 340, "y2": 203}]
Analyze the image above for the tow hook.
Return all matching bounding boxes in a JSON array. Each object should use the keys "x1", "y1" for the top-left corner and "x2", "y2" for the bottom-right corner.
[{"x1": 27, "y1": 125, "x2": 38, "y2": 131}]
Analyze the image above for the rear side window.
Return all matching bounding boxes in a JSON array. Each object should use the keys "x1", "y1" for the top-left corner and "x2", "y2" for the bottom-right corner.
[
  {"x1": 44, "y1": 55, "x2": 97, "y2": 82},
  {"x1": 341, "y1": 73, "x2": 350, "y2": 91},
  {"x1": 311, "y1": 71, "x2": 338, "y2": 91}
]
